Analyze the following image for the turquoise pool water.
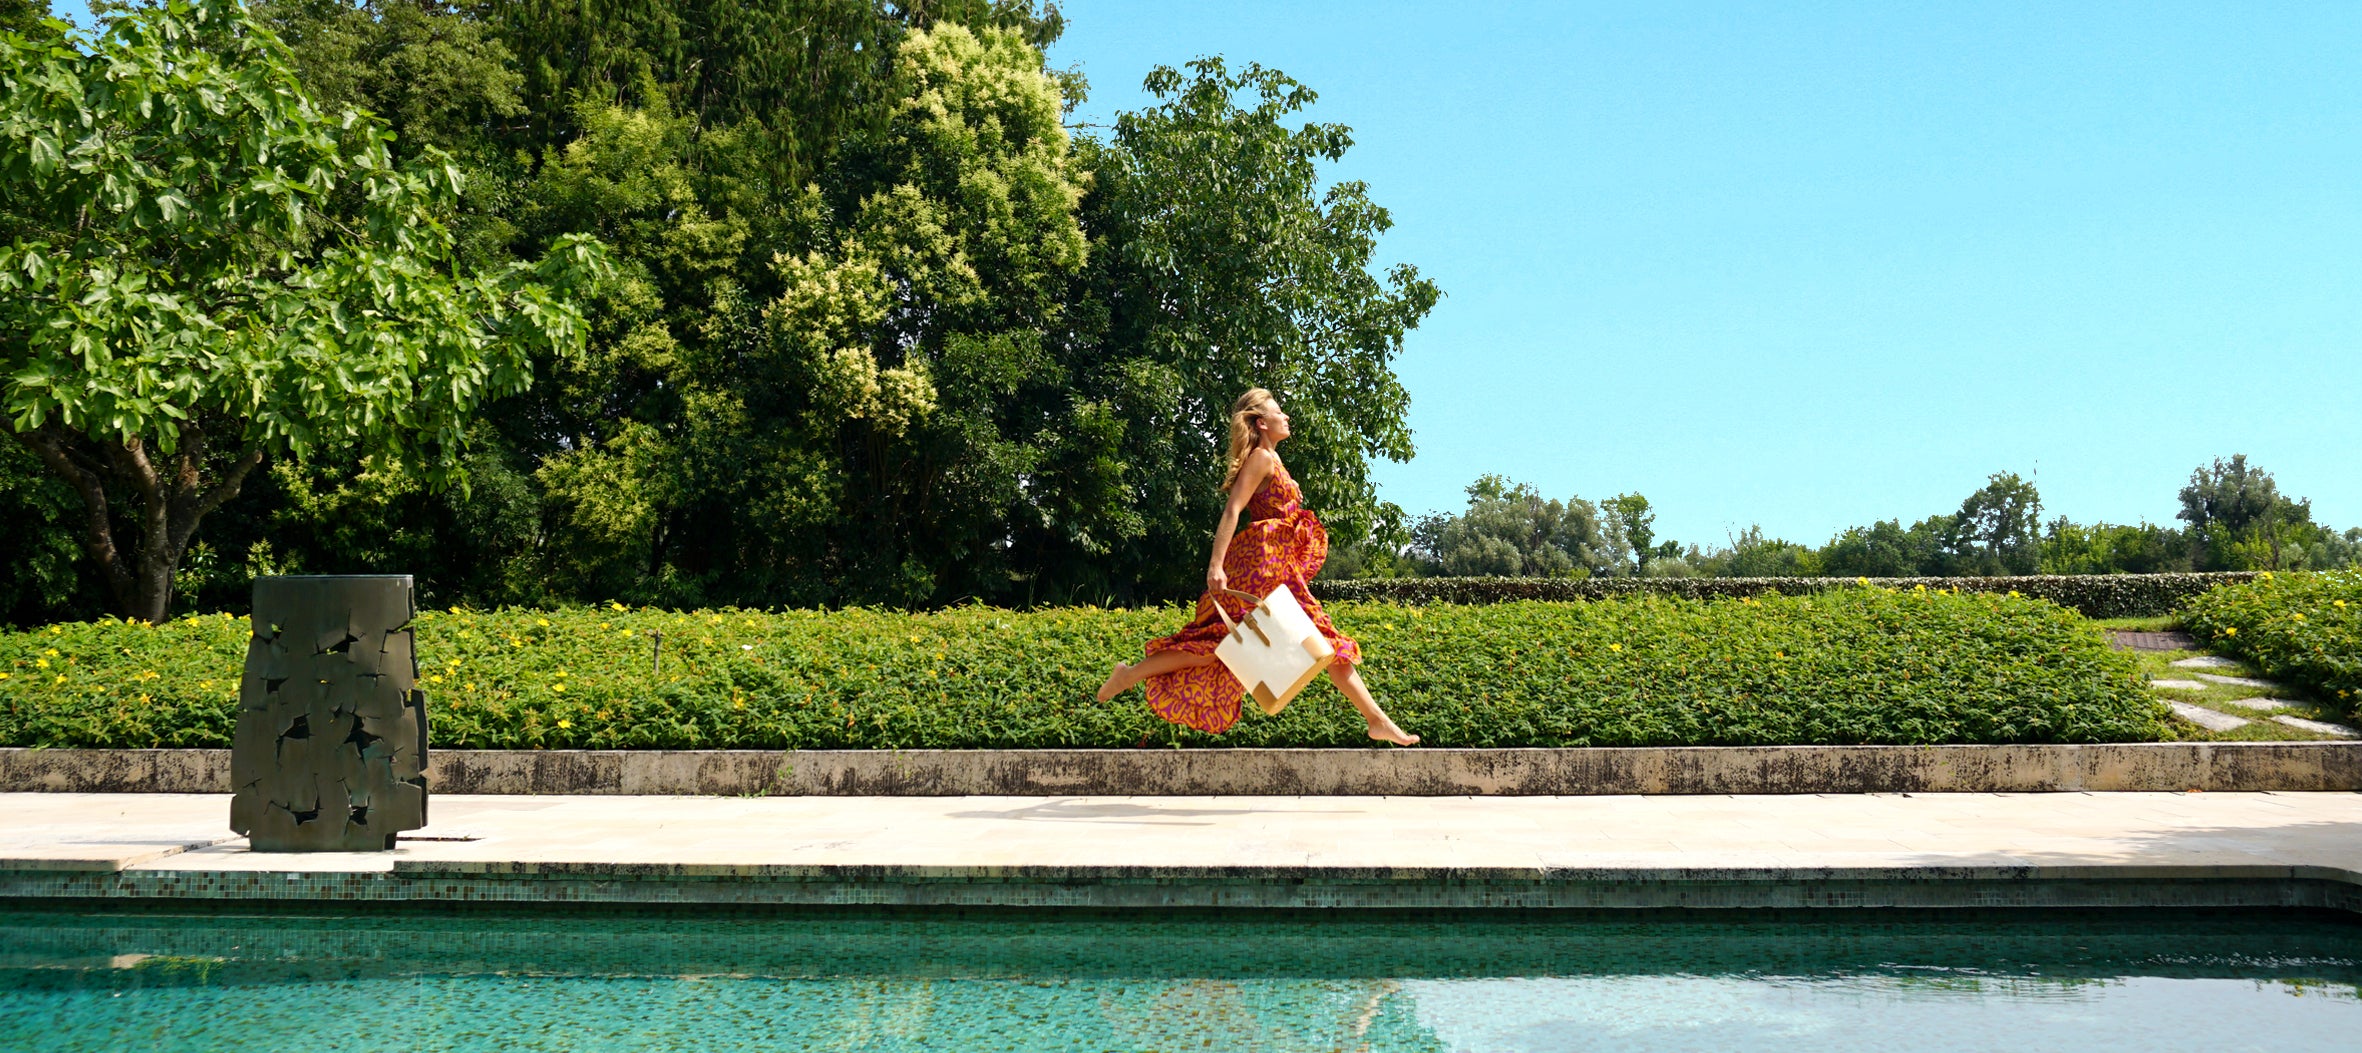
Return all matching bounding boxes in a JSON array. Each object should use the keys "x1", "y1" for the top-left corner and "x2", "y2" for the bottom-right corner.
[{"x1": 2, "y1": 908, "x2": 2357, "y2": 1051}]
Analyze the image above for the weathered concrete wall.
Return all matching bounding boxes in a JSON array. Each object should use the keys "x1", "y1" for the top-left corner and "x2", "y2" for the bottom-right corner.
[{"x1": 6, "y1": 742, "x2": 2360, "y2": 795}]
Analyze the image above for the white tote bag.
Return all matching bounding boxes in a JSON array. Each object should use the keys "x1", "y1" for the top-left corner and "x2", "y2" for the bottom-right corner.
[{"x1": 1211, "y1": 586, "x2": 1337, "y2": 716}]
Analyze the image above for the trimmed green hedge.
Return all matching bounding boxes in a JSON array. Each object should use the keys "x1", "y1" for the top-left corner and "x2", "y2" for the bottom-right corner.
[
  {"x1": 2181, "y1": 570, "x2": 2361, "y2": 716},
  {"x1": 1320, "y1": 572, "x2": 2260, "y2": 619},
  {"x1": 0, "y1": 590, "x2": 2166, "y2": 749}
]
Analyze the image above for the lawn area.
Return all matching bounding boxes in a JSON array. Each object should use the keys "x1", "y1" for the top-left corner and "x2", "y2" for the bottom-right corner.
[{"x1": 0, "y1": 588, "x2": 2172, "y2": 750}]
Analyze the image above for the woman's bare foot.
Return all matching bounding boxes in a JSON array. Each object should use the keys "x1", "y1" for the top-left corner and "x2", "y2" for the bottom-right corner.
[
  {"x1": 1095, "y1": 662, "x2": 1132, "y2": 702},
  {"x1": 1365, "y1": 719, "x2": 1420, "y2": 746}
]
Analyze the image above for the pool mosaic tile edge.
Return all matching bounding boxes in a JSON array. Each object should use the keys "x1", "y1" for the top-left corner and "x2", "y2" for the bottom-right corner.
[{"x1": 4, "y1": 865, "x2": 2359, "y2": 914}]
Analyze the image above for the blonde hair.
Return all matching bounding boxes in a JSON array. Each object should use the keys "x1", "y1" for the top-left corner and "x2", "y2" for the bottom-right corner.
[{"x1": 1221, "y1": 387, "x2": 1276, "y2": 490}]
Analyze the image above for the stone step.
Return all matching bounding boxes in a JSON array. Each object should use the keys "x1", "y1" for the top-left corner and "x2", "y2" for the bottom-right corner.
[
  {"x1": 2222, "y1": 697, "x2": 2294, "y2": 712},
  {"x1": 2147, "y1": 679, "x2": 2208, "y2": 690},
  {"x1": 2272, "y1": 714, "x2": 2359, "y2": 739},
  {"x1": 2170, "y1": 655, "x2": 2239, "y2": 669},
  {"x1": 2167, "y1": 701, "x2": 2249, "y2": 732},
  {"x1": 2197, "y1": 673, "x2": 2281, "y2": 690}
]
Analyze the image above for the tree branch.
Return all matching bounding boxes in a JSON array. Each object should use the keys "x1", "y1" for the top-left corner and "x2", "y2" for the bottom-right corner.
[{"x1": 11, "y1": 424, "x2": 134, "y2": 609}]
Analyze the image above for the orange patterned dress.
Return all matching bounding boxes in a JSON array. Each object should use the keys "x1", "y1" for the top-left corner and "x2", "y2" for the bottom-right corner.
[{"x1": 1143, "y1": 463, "x2": 1362, "y2": 733}]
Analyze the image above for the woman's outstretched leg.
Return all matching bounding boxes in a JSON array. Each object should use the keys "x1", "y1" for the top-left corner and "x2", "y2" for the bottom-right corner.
[
  {"x1": 1328, "y1": 663, "x2": 1419, "y2": 745},
  {"x1": 1097, "y1": 650, "x2": 1218, "y2": 701}
]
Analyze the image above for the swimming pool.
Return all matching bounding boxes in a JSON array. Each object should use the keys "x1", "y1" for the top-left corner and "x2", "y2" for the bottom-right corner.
[{"x1": 3, "y1": 908, "x2": 2356, "y2": 1051}]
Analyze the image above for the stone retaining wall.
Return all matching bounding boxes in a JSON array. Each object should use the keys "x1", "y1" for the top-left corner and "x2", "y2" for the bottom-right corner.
[{"x1": 6, "y1": 742, "x2": 2360, "y2": 795}]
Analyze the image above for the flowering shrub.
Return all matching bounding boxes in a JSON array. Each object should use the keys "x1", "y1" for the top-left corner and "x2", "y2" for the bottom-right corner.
[
  {"x1": 0, "y1": 590, "x2": 2164, "y2": 749},
  {"x1": 1321, "y1": 572, "x2": 2261, "y2": 618},
  {"x1": 2181, "y1": 570, "x2": 2362, "y2": 715}
]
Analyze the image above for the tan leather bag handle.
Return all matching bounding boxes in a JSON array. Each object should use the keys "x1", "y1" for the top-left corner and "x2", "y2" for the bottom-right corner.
[{"x1": 1209, "y1": 588, "x2": 1272, "y2": 647}]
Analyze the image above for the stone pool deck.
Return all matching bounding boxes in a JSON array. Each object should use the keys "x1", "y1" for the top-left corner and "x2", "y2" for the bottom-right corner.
[{"x1": 4, "y1": 791, "x2": 2361, "y2": 913}]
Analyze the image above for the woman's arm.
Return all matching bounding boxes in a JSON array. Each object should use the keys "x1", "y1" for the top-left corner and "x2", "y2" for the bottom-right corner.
[{"x1": 1207, "y1": 448, "x2": 1277, "y2": 594}]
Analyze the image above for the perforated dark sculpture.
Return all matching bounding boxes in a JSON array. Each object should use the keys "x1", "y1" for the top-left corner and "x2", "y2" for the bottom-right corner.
[{"x1": 229, "y1": 576, "x2": 428, "y2": 851}]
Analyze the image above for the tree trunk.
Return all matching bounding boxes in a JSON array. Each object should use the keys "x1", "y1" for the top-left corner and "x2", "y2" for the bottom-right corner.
[{"x1": 11, "y1": 421, "x2": 265, "y2": 622}]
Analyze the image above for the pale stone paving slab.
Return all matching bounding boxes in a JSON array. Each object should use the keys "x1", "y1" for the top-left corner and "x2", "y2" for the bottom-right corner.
[
  {"x1": 2172, "y1": 655, "x2": 2239, "y2": 669},
  {"x1": 2223, "y1": 698, "x2": 2294, "y2": 711},
  {"x1": 2274, "y1": 715, "x2": 2360, "y2": 739},
  {"x1": 2149, "y1": 679, "x2": 2209, "y2": 690},
  {"x1": 3, "y1": 792, "x2": 2361, "y2": 881},
  {"x1": 2167, "y1": 702, "x2": 2250, "y2": 732},
  {"x1": 2199, "y1": 673, "x2": 2282, "y2": 689}
]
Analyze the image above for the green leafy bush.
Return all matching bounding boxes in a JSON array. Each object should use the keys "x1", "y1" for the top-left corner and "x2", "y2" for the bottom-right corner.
[
  {"x1": 0, "y1": 590, "x2": 2165, "y2": 749},
  {"x1": 1321, "y1": 572, "x2": 2259, "y2": 619},
  {"x1": 2181, "y1": 570, "x2": 2361, "y2": 715}
]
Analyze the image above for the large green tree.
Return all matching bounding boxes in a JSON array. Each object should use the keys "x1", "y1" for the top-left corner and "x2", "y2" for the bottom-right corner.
[
  {"x1": 1048, "y1": 58, "x2": 1441, "y2": 603},
  {"x1": 0, "y1": 0, "x2": 605, "y2": 621}
]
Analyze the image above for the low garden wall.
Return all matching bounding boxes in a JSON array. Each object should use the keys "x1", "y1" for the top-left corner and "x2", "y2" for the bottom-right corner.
[{"x1": 6, "y1": 743, "x2": 2360, "y2": 795}]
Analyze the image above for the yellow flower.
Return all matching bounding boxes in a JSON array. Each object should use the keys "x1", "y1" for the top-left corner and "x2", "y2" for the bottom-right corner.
[
  {"x1": 43, "y1": 648, "x2": 57, "y2": 657},
  {"x1": 2291, "y1": 613, "x2": 2306, "y2": 622},
  {"x1": 1609, "y1": 643, "x2": 1622, "y2": 652},
  {"x1": 1775, "y1": 651, "x2": 1785, "y2": 659},
  {"x1": 1913, "y1": 584, "x2": 1926, "y2": 592},
  {"x1": 619, "y1": 629, "x2": 636, "y2": 639},
  {"x1": 2336, "y1": 600, "x2": 2348, "y2": 608},
  {"x1": 609, "y1": 601, "x2": 627, "y2": 612},
  {"x1": 2008, "y1": 590, "x2": 2020, "y2": 598},
  {"x1": 2224, "y1": 626, "x2": 2237, "y2": 636},
  {"x1": 54, "y1": 674, "x2": 66, "y2": 683},
  {"x1": 1857, "y1": 577, "x2": 1869, "y2": 586},
  {"x1": 2260, "y1": 571, "x2": 2274, "y2": 579},
  {"x1": 600, "y1": 622, "x2": 611, "y2": 630},
  {"x1": 556, "y1": 719, "x2": 572, "y2": 729},
  {"x1": 733, "y1": 700, "x2": 746, "y2": 710},
  {"x1": 710, "y1": 615, "x2": 724, "y2": 624},
  {"x1": 536, "y1": 618, "x2": 551, "y2": 628},
  {"x1": 0, "y1": 673, "x2": 9, "y2": 680},
  {"x1": 550, "y1": 683, "x2": 564, "y2": 693}
]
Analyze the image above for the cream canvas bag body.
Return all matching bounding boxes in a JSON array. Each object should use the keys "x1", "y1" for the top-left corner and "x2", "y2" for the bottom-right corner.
[{"x1": 1211, "y1": 586, "x2": 1337, "y2": 716}]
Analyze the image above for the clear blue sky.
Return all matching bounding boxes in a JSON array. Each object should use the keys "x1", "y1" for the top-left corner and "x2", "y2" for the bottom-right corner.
[
  {"x1": 49, "y1": 1, "x2": 2362, "y2": 549},
  {"x1": 1053, "y1": 0, "x2": 2362, "y2": 549}
]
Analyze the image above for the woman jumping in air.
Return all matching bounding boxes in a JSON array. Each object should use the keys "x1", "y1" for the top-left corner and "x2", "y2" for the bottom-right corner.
[{"x1": 1097, "y1": 388, "x2": 1420, "y2": 746}]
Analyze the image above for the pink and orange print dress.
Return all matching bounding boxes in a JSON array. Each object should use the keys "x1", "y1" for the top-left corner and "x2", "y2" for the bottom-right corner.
[{"x1": 1143, "y1": 463, "x2": 1362, "y2": 733}]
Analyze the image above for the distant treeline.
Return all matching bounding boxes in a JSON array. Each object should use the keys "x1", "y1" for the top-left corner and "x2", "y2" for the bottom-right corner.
[{"x1": 1336, "y1": 455, "x2": 2360, "y2": 580}]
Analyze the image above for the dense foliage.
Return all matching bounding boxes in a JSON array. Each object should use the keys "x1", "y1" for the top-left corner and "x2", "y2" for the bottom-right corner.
[
  {"x1": 0, "y1": 590, "x2": 2166, "y2": 749},
  {"x1": 2181, "y1": 570, "x2": 2361, "y2": 716},
  {"x1": 0, "y1": 0, "x2": 1438, "y2": 625},
  {"x1": 1380, "y1": 461, "x2": 2357, "y2": 583},
  {"x1": 1320, "y1": 572, "x2": 2256, "y2": 619},
  {"x1": 0, "y1": 0, "x2": 607, "y2": 623}
]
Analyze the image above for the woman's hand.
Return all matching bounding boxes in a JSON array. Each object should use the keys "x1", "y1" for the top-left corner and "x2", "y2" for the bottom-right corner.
[{"x1": 1206, "y1": 566, "x2": 1228, "y2": 595}]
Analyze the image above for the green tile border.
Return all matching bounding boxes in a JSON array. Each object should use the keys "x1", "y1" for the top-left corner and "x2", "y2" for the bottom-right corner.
[{"x1": 4, "y1": 864, "x2": 2358, "y2": 914}]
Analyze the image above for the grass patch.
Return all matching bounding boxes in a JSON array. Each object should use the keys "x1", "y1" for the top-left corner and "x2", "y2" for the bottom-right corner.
[
  {"x1": 2093, "y1": 615, "x2": 2182, "y2": 632},
  {"x1": 0, "y1": 589, "x2": 2169, "y2": 749}
]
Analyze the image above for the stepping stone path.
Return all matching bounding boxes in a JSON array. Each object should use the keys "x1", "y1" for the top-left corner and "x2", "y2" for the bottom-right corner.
[
  {"x1": 2109, "y1": 630, "x2": 2196, "y2": 651},
  {"x1": 2197, "y1": 673, "x2": 2280, "y2": 689},
  {"x1": 2170, "y1": 655, "x2": 2238, "y2": 669},
  {"x1": 2272, "y1": 714, "x2": 2360, "y2": 738},
  {"x1": 2147, "y1": 679, "x2": 2208, "y2": 690},
  {"x1": 2168, "y1": 701, "x2": 2249, "y2": 731},
  {"x1": 2223, "y1": 697, "x2": 2294, "y2": 711}
]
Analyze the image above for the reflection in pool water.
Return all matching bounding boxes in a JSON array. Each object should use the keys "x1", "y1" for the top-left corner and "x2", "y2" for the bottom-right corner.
[{"x1": 2, "y1": 908, "x2": 2356, "y2": 1051}]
